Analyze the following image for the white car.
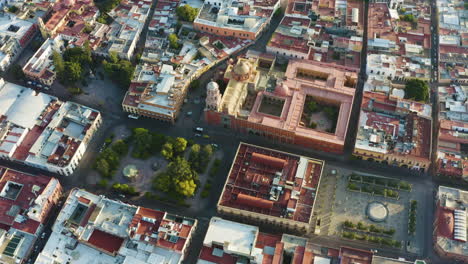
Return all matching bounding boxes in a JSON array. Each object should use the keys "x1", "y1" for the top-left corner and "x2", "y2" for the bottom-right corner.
[
  {"x1": 128, "y1": 114, "x2": 139, "y2": 120},
  {"x1": 195, "y1": 127, "x2": 203, "y2": 132}
]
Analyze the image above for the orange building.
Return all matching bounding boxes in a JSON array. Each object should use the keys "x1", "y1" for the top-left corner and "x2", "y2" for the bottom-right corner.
[
  {"x1": 217, "y1": 142, "x2": 324, "y2": 233},
  {"x1": 193, "y1": 0, "x2": 280, "y2": 40},
  {"x1": 205, "y1": 55, "x2": 358, "y2": 153},
  {"x1": 433, "y1": 186, "x2": 468, "y2": 263}
]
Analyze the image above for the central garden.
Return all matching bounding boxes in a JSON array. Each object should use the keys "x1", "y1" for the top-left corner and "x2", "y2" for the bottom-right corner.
[{"x1": 93, "y1": 127, "x2": 221, "y2": 206}]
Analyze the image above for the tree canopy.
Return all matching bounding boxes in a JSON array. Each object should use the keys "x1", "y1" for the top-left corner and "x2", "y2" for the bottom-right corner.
[
  {"x1": 404, "y1": 79, "x2": 429, "y2": 102},
  {"x1": 94, "y1": 139, "x2": 128, "y2": 178},
  {"x1": 131, "y1": 128, "x2": 166, "y2": 159},
  {"x1": 153, "y1": 172, "x2": 171, "y2": 193},
  {"x1": 173, "y1": 137, "x2": 187, "y2": 153},
  {"x1": 102, "y1": 52, "x2": 135, "y2": 88},
  {"x1": 161, "y1": 143, "x2": 174, "y2": 160},
  {"x1": 168, "y1": 34, "x2": 180, "y2": 49},
  {"x1": 167, "y1": 157, "x2": 198, "y2": 197},
  {"x1": 53, "y1": 44, "x2": 92, "y2": 85},
  {"x1": 189, "y1": 144, "x2": 213, "y2": 173},
  {"x1": 95, "y1": 0, "x2": 121, "y2": 13},
  {"x1": 176, "y1": 5, "x2": 199, "y2": 22},
  {"x1": 400, "y1": 14, "x2": 417, "y2": 23},
  {"x1": 63, "y1": 62, "x2": 82, "y2": 83},
  {"x1": 63, "y1": 46, "x2": 92, "y2": 65},
  {"x1": 8, "y1": 6, "x2": 18, "y2": 13},
  {"x1": 10, "y1": 65, "x2": 25, "y2": 81}
]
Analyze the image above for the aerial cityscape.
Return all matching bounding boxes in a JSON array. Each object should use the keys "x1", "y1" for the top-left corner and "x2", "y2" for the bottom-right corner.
[{"x1": 0, "y1": 0, "x2": 466, "y2": 263}]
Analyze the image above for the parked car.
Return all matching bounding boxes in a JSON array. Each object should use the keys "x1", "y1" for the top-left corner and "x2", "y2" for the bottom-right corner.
[
  {"x1": 128, "y1": 114, "x2": 139, "y2": 119},
  {"x1": 194, "y1": 127, "x2": 203, "y2": 132}
]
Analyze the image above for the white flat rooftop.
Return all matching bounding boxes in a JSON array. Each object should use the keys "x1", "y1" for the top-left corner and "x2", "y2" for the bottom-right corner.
[
  {"x1": 0, "y1": 82, "x2": 55, "y2": 129},
  {"x1": 35, "y1": 232, "x2": 121, "y2": 264},
  {"x1": 203, "y1": 217, "x2": 258, "y2": 257}
]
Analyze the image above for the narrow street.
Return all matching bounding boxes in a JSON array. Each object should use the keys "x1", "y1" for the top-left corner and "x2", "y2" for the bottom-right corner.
[{"x1": 343, "y1": 0, "x2": 369, "y2": 156}]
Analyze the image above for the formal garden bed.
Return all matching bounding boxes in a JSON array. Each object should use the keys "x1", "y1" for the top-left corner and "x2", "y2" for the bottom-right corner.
[
  {"x1": 342, "y1": 229, "x2": 401, "y2": 248},
  {"x1": 349, "y1": 173, "x2": 412, "y2": 191},
  {"x1": 343, "y1": 221, "x2": 395, "y2": 237},
  {"x1": 94, "y1": 127, "x2": 220, "y2": 207},
  {"x1": 408, "y1": 200, "x2": 417, "y2": 235},
  {"x1": 347, "y1": 182, "x2": 400, "y2": 199}
]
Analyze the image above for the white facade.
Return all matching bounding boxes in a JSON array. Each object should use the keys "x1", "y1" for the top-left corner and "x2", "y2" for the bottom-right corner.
[{"x1": 0, "y1": 79, "x2": 102, "y2": 176}]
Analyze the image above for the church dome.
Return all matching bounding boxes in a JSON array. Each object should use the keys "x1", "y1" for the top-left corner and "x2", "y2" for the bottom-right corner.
[
  {"x1": 233, "y1": 61, "x2": 251, "y2": 76},
  {"x1": 274, "y1": 82, "x2": 290, "y2": 96}
]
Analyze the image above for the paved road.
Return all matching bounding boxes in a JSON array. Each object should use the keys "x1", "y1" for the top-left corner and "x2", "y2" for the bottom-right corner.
[{"x1": 343, "y1": 0, "x2": 369, "y2": 156}]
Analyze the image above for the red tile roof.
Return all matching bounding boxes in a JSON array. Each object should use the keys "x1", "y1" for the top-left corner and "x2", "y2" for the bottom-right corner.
[
  {"x1": 219, "y1": 143, "x2": 323, "y2": 224},
  {"x1": 87, "y1": 229, "x2": 124, "y2": 254},
  {"x1": 0, "y1": 167, "x2": 59, "y2": 235},
  {"x1": 339, "y1": 247, "x2": 373, "y2": 264},
  {"x1": 436, "y1": 206, "x2": 454, "y2": 239},
  {"x1": 198, "y1": 246, "x2": 238, "y2": 264}
]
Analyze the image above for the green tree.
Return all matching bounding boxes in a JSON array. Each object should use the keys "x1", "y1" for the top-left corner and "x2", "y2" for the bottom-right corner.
[
  {"x1": 189, "y1": 79, "x2": 200, "y2": 90},
  {"x1": 175, "y1": 179, "x2": 196, "y2": 197},
  {"x1": 161, "y1": 143, "x2": 174, "y2": 160},
  {"x1": 102, "y1": 55, "x2": 135, "y2": 88},
  {"x1": 404, "y1": 79, "x2": 429, "y2": 102},
  {"x1": 175, "y1": 5, "x2": 199, "y2": 22},
  {"x1": 141, "y1": 132, "x2": 166, "y2": 155},
  {"x1": 109, "y1": 51, "x2": 119, "y2": 63},
  {"x1": 307, "y1": 101, "x2": 318, "y2": 112},
  {"x1": 111, "y1": 140, "x2": 128, "y2": 156},
  {"x1": 96, "y1": 158, "x2": 110, "y2": 177},
  {"x1": 83, "y1": 24, "x2": 93, "y2": 34},
  {"x1": 153, "y1": 172, "x2": 171, "y2": 192},
  {"x1": 10, "y1": 65, "x2": 25, "y2": 81},
  {"x1": 167, "y1": 157, "x2": 198, "y2": 182},
  {"x1": 173, "y1": 137, "x2": 187, "y2": 153},
  {"x1": 52, "y1": 51, "x2": 64, "y2": 74},
  {"x1": 8, "y1": 6, "x2": 18, "y2": 13},
  {"x1": 167, "y1": 157, "x2": 199, "y2": 197},
  {"x1": 63, "y1": 46, "x2": 92, "y2": 66},
  {"x1": 400, "y1": 14, "x2": 416, "y2": 23},
  {"x1": 63, "y1": 61, "x2": 82, "y2": 83},
  {"x1": 168, "y1": 34, "x2": 180, "y2": 49},
  {"x1": 189, "y1": 144, "x2": 201, "y2": 158},
  {"x1": 95, "y1": 0, "x2": 122, "y2": 13},
  {"x1": 97, "y1": 179, "x2": 108, "y2": 188},
  {"x1": 201, "y1": 144, "x2": 213, "y2": 158},
  {"x1": 131, "y1": 128, "x2": 151, "y2": 158},
  {"x1": 188, "y1": 144, "x2": 201, "y2": 169},
  {"x1": 100, "y1": 148, "x2": 120, "y2": 169}
]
